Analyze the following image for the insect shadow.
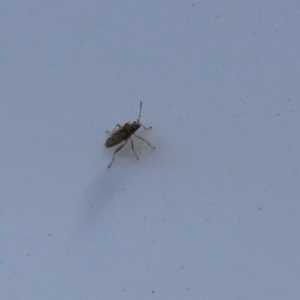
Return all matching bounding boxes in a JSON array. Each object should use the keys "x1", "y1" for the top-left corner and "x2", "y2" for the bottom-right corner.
[{"x1": 105, "y1": 101, "x2": 155, "y2": 168}]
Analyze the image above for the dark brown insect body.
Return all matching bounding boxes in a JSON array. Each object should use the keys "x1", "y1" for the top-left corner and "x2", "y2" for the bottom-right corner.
[{"x1": 105, "y1": 101, "x2": 155, "y2": 168}]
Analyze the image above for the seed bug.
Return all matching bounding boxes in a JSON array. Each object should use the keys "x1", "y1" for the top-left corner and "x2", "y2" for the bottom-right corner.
[{"x1": 105, "y1": 101, "x2": 155, "y2": 168}]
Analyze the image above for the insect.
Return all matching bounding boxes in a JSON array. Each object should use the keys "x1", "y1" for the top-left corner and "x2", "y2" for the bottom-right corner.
[{"x1": 105, "y1": 101, "x2": 155, "y2": 168}]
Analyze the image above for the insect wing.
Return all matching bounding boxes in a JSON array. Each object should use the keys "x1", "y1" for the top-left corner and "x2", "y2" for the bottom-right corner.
[{"x1": 105, "y1": 131, "x2": 128, "y2": 147}]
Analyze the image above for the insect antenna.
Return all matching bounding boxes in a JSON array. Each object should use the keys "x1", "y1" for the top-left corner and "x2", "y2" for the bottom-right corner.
[{"x1": 137, "y1": 101, "x2": 142, "y2": 124}]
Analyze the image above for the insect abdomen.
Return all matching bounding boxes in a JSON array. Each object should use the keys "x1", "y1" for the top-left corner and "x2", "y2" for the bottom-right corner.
[
  {"x1": 105, "y1": 137, "x2": 115, "y2": 148},
  {"x1": 105, "y1": 135, "x2": 124, "y2": 147}
]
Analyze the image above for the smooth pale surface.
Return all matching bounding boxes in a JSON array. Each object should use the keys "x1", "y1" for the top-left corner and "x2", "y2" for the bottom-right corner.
[{"x1": 1, "y1": 1, "x2": 299, "y2": 299}]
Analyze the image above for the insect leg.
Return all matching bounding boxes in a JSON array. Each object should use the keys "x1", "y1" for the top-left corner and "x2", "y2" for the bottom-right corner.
[
  {"x1": 112, "y1": 124, "x2": 122, "y2": 131},
  {"x1": 107, "y1": 124, "x2": 122, "y2": 135},
  {"x1": 140, "y1": 123, "x2": 152, "y2": 130},
  {"x1": 134, "y1": 134, "x2": 155, "y2": 149},
  {"x1": 107, "y1": 140, "x2": 128, "y2": 168},
  {"x1": 130, "y1": 137, "x2": 139, "y2": 160}
]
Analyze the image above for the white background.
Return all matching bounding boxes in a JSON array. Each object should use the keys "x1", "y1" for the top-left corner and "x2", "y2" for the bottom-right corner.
[{"x1": 1, "y1": 1, "x2": 300, "y2": 299}]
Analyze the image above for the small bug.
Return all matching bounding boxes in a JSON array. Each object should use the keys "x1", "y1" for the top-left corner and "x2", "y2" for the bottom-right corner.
[{"x1": 105, "y1": 101, "x2": 155, "y2": 168}]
